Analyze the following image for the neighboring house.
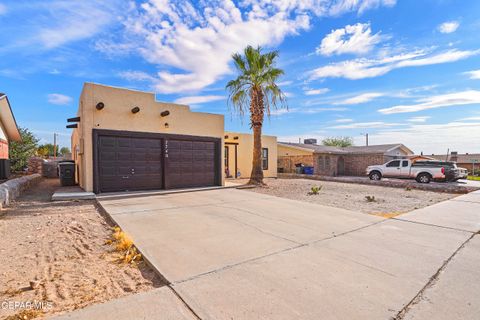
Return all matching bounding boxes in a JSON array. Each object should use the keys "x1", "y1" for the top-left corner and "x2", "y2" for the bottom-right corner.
[
  {"x1": 430, "y1": 153, "x2": 480, "y2": 173},
  {"x1": 278, "y1": 141, "x2": 413, "y2": 176},
  {"x1": 69, "y1": 83, "x2": 277, "y2": 193},
  {"x1": 0, "y1": 93, "x2": 21, "y2": 161},
  {"x1": 224, "y1": 132, "x2": 277, "y2": 179}
]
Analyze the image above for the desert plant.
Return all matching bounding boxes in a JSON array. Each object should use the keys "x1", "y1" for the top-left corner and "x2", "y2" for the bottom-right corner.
[
  {"x1": 226, "y1": 45, "x2": 287, "y2": 185},
  {"x1": 108, "y1": 226, "x2": 142, "y2": 264},
  {"x1": 405, "y1": 186, "x2": 412, "y2": 191},
  {"x1": 365, "y1": 195, "x2": 376, "y2": 202},
  {"x1": 308, "y1": 185, "x2": 322, "y2": 195}
]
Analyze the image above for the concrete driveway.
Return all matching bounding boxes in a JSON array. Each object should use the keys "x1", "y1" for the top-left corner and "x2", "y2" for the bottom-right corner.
[{"x1": 91, "y1": 188, "x2": 480, "y2": 320}]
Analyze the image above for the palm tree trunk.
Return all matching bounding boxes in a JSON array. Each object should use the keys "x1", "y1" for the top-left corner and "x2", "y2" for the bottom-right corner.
[{"x1": 248, "y1": 87, "x2": 264, "y2": 185}]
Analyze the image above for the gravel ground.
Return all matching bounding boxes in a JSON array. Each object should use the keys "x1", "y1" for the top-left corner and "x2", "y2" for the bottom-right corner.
[
  {"x1": 249, "y1": 178, "x2": 457, "y2": 215},
  {"x1": 0, "y1": 179, "x2": 163, "y2": 320}
]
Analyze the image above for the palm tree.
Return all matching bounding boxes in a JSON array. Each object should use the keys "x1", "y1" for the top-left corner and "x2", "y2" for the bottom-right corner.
[{"x1": 226, "y1": 46, "x2": 287, "y2": 185}]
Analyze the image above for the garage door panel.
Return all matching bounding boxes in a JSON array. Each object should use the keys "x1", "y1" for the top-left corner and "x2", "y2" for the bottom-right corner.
[
  {"x1": 98, "y1": 135, "x2": 163, "y2": 193},
  {"x1": 166, "y1": 138, "x2": 217, "y2": 189}
]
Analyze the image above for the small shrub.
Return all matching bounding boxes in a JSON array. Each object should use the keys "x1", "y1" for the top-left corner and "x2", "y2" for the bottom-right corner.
[
  {"x1": 365, "y1": 195, "x2": 376, "y2": 202},
  {"x1": 109, "y1": 226, "x2": 142, "y2": 264},
  {"x1": 405, "y1": 186, "x2": 412, "y2": 191},
  {"x1": 307, "y1": 185, "x2": 323, "y2": 195}
]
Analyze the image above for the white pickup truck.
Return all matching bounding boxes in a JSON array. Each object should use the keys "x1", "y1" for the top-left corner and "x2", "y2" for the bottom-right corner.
[{"x1": 366, "y1": 159, "x2": 447, "y2": 183}]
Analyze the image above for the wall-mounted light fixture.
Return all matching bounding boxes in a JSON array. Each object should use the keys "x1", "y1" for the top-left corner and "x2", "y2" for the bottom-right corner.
[
  {"x1": 131, "y1": 106, "x2": 140, "y2": 114},
  {"x1": 160, "y1": 110, "x2": 170, "y2": 117},
  {"x1": 164, "y1": 123, "x2": 169, "y2": 129},
  {"x1": 233, "y1": 136, "x2": 239, "y2": 140},
  {"x1": 224, "y1": 135, "x2": 229, "y2": 139},
  {"x1": 96, "y1": 102, "x2": 104, "y2": 110}
]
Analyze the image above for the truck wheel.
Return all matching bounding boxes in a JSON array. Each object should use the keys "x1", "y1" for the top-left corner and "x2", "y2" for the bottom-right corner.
[
  {"x1": 416, "y1": 173, "x2": 431, "y2": 184},
  {"x1": 369, "y1": 171, "x2": 382, "y2": 181}
]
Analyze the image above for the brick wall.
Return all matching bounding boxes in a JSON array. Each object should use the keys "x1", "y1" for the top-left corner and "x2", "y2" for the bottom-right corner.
[
  {"x1": 278, "y1": 155, "x2": 314, "y2": 173},
  {"x1": 344, "y1": 154, "x2": 385, "y2": 176},
  {"x1": 313, "y1": 154, "x2": 340, "y2": 176}
]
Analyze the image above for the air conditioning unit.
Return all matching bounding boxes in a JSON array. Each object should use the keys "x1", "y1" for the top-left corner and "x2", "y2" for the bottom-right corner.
[{"x1": 0, "y1": 159, "x2": 10, "y2": 180}]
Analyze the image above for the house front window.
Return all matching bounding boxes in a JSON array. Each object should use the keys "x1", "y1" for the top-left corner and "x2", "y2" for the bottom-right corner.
[{"x1": 262, "y1": 148, "x2": 268, "y2": 170}]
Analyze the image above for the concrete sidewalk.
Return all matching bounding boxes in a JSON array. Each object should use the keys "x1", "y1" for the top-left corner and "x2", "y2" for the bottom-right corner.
[{"x1": 61, "y1": 188, "x2": 480, "y2": 319}]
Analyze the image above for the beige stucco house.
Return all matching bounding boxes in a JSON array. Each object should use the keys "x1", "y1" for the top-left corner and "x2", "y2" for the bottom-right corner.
[
  {"x1": 225, "y1": 132, "x2": 277, "y2": 179},
  {"x1": 278, "y1": 141, "x2": 413, "y2": 176},
  {"x1": 70, "y1": 83, "x2": 277, "y2": 193}
]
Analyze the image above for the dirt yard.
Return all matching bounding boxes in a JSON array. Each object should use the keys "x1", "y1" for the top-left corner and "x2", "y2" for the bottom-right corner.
[
  {"x1": 250, "y1": 178, "x2": 457, "y2": 216},
  {"x1": 0, "y1": 179, "x2": 163, "y2": 320}
]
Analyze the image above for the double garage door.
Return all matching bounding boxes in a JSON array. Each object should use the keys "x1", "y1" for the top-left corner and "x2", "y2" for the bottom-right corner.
[{"x1": 94, "y1": 130, "x2": 220, "y2": 193}]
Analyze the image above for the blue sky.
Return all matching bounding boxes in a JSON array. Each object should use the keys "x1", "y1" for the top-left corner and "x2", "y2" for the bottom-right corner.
[{"x1": 1, "y1": 0, "x2": 479, "y2": 154}]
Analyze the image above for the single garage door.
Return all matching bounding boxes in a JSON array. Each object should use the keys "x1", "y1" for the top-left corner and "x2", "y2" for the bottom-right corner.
[
  {"x1": 95, "y1": 130, "x2": 220, "y2": 193},
  {"x1": 98, "y1": 135, "x2": 163, "y2": 193},
  {"x1": 165, "y1": 139, "x2": 217, "y2": 189}
]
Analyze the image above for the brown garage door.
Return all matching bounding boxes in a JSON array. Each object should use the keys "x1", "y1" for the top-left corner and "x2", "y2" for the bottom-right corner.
[
  {"x1": 97, "y1": 135, "x2": 163, "y2": 192},
  {"x1": 94, "y1": 130, "x2": 220, "y2": 193},
  {"x1": 165, "y1": 139, "x2": 217, "y2": 189}
]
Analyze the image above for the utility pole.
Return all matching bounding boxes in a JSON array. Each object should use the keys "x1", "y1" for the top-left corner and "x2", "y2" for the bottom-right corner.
[
  {"x1": 53, "y1": 133, "x2": 58, "y2": 161},
  {"x1": 360, "y1": 133, "x2": 369, "y2": 146}
]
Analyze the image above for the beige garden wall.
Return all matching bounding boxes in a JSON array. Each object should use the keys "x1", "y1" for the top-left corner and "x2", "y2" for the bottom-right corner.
[
  {"x1": 224, "y1": 132, "x2": 277, "y2": 178},
  {"x1": 72, "y1": 83, "x2": 225, "y2": 192}
]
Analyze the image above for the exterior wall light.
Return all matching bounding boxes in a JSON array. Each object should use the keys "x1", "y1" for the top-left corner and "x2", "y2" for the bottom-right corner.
[
  {"x1": 131, "y1": 106, "x2": 140, "y2": 114},
  {"x1": 224, "y1": 135, "x2": 229, "y2": 139},
  {"x1": 96, "y1": 102, "x2": 104, "y2": 110},
  {"x1": 233, "y1": 136, "x2": 239, "y2": 140},
  {"x1": 164, "y1": 123, "x2": 169, "y2": 128},
  {"x1": 161, "y1": 110, "x2": 170, "y2": 117}
]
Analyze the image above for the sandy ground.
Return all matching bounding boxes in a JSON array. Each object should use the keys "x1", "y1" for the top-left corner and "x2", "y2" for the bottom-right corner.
[
  {"x1": 0, "y1": 179, "x2": 164, "y2": 320},
  {"x1": 249, "y1": 178, "x2": 457, "y2": 215}
]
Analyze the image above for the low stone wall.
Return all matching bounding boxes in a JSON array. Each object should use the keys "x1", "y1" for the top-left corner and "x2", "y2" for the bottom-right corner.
[
  {"x1": 278, "y1": 173, "x2": 479, "y2": 194},
  {"x1": 0, "y1": 174, "x2": 42, "y2": 208}
]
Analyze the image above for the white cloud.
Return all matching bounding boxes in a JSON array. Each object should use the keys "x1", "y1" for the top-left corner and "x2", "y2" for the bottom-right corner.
[
  {"x1": 119, "y1": 70, "x2": 156, "y2": 82},
  {"x1": 334, "y1": 118, "x2": 354, "y2": 123},
  {"x1": 464, "y1": 69, "x2": 480, "y2": 80},
  {"x1": 362, "y1": 121, "x2": 480, "y2": 154},
  {"x1": 174, "y1": 95, "x2": 225, "y2": 105},
  {"x1": 328, "y1": 0, "x2": 397, "y2": 15},
  {"x1": 334, "y1": 92, "x2": 383, "y2": 105},
  {"x1": 378, "y1": 90, "x2": 480, "y2": 114},
  {"x1": 35, "y1": 1, "x2": 125, "y2": 49},
  {"x1": 47, "y1": 94, "x2": 73, "y2": 105},
  {"x1": 98, "y1": 0, "x2": 395, "y2": 94},
  {"x1": 272, "y1": 106, "x2": 347, "y2": 116},
  {"x1": 309, "y1": 49, "x2": 479, "y2": 81},
  {"x1": 329, "y1": 121, "x2": 405, "y2": 129},
  {"x1": 438, "y1": 21, "x2": 459, "y2": 34},
  {"x1": 317, "y1": 23, "x2": 383, "y2": 56},
  {"x1": 459, "y1": 116, "x2": 480, "y2": 121},
  {"x1": 408, "y1": 116, "x2": 430, "y2": 123},
  {"x1": 304, "y1": 88, "x2": 330, "y2": 95},
  {"x1": 0, "y1": 3, "x2": 7, "y2": 15}
]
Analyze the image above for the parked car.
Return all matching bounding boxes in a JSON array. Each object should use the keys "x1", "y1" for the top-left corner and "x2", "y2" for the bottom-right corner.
[{"x1": 366, "y1": 159, "x2": 462, "y2": 183}]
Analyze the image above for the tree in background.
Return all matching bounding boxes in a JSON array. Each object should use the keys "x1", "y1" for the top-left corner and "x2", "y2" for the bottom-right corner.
[
  {"x1": 37, "y1": 143, "x2": 60, "y2": 157},
  {"x1": 226, "y1": 46, "x2": 287, "y2": 185},
  {"x1": 9, "y1": 127, "x2": 39, "y2": 172},
  {"x1": 60, "y1": 147, "x2": 70, "y2": 155},
  {"x1": 322, "y1": 137, "x2": 354, "y2": 147}
]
